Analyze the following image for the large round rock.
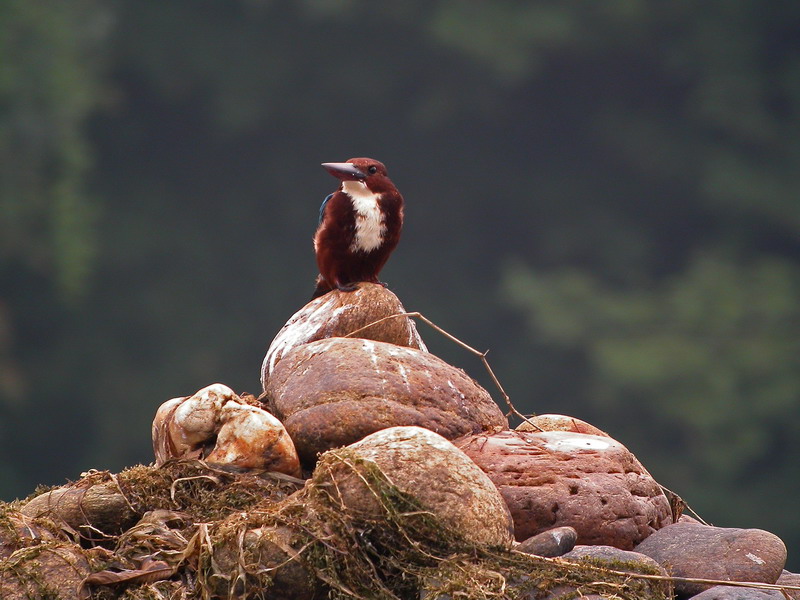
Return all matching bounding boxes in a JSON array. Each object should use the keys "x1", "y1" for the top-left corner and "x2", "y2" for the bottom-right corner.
[
  {"x1": 634, "y1": 522, "x2": 787, "y2": 596},
  {"x1": 516, "y1": 413, "x2": 610, "y2": 437},
  {"x1": 265, "y1": 338, "x2": 508, "y2": 464},
  {"x1": 455, "y1": 430, "x2": 672, "y2": 548},
  {"x1": 261, "y1": 283, "x2": 426, "y2": 388},
  {"x1": 313, "y1": 426, "x2": 514, "y2": 549}
]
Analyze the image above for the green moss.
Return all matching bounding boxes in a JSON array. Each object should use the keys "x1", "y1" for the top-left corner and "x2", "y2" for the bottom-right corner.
[
  {"x1": 198, "y1": 448, "x2": 671, "y2": 600},
  {"x1": 113, "y1": 460, "x2": 302, "y2": 522},
  {"x1": 6, "y1": 458, "x2": 672, "y2": 599}
]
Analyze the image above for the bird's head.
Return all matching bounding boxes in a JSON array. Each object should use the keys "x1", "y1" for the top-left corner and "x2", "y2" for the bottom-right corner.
[{"x1": 321, "y1": 157, "x2": 395, "y2": 194}]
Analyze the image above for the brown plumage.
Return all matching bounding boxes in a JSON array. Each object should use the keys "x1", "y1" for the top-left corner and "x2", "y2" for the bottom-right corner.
[{"x1": 313, "y1": 157, "x2": 403, "y2": 299}]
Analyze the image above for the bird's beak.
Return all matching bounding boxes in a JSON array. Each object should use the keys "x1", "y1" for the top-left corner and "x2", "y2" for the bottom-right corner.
[{"x1": 321, "y1": 162, "x2": 367, "y2": 181}]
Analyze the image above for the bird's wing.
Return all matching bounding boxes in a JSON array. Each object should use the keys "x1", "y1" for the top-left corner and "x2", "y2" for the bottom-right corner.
[{"x1": 319, "y1": 193, "x2": 334, "y2": 225}]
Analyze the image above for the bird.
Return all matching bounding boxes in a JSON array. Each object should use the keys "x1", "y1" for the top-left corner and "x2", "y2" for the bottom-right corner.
[{"x1": 312, "y1": 157, "x2": 404, "y2": 299}]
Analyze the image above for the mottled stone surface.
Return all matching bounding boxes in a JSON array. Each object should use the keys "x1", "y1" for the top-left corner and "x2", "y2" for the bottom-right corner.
[
  {"x1": 266, "y1": 338, "x2": 508, "y2": 465},
  {"x1": 455, "y1": 430, "x2": 671, "y2": 548},
  {"x1": 516, "y1": 414, "x2": 610, "y2": 437},
  {"x1": 261, "y1": 283, "x2": 426, "y2": 388},
  {"x1": 634, "y1": 522, "x2": 787, "y2": 597},
  {"x1": 213, "y1": 525, "x2": 321, "y2": 600},
  {"x1": 689, "y1": 585, "x2": 785, "y2": 600},
  {"x1": 0, "y1": 541, "x2": 93, "y2": 600},
  {"x1": 539, "y1": 545, "x2": 671, "y2": 600},
  {"x1": 777, "y1": 572, "x2": 800, "y2": 600},
  {"x1": 0, "y1": 512, "x2": 56, "y2": 560},
  {"x1": 679, "y1": 514, "x2": 702, "y2": 525},
  {"x1": 313, "y1": 426, "x2": 515, "y2": 549},
  {"x1": 516, "y1": 526, "x2": 577, "y2": 557},
  {"x1": 562, "y1": 544, "x2": 668, "y2": 576},
  {"x1": 152, "y1": 384, "x2": 301, "y2": 476}
]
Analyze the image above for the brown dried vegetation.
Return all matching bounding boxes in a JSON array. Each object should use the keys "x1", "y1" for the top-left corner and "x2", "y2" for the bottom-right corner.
[{"x1": 0, "y1": 455, "x2": 673, "y2": 600}]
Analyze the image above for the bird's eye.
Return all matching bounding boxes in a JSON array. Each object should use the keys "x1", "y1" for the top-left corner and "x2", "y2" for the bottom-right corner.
[{"x1": 368, "y1": 165, "x2": 378, "y2": 174}]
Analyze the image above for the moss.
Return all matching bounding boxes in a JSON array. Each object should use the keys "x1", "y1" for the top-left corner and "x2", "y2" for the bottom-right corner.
[
  {"x1": 0, "y1": 543, "x2": 93, "y2": 600},
  {"x1": 117, "y1": 581, "x2": 186, "y2": 599},
  {"x1": 113, "y1": 460, "x2": 302, "y2": 522},
  {"x1": 566, "y1": 555, "x2": 665, "y2": 577},
  {"x1": 5, "y1": 458, "x2": 672, "y2": 599},
  {"x1": 198, "y1": 448, "x2": 671, "y2": 600}
]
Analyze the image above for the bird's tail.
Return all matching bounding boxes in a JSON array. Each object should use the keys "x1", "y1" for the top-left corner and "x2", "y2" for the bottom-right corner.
[{"x1": 311, "y1": 275, "x2": 332, "y2": 300}]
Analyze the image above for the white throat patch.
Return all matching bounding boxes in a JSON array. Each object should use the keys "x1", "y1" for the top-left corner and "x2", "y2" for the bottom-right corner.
[{"x1": 342, "y1": 180, "x2": 386, "y2": 252}]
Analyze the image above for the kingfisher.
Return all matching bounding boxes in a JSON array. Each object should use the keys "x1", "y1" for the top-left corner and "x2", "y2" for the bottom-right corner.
[{"x1": 312, "y1": 157, "x2": 404, "y2": 299}]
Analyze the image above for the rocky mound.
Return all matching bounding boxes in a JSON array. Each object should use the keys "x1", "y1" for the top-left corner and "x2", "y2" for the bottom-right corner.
[{"x1": 1, "y1": 284, "x2": 796, "y2": 600}]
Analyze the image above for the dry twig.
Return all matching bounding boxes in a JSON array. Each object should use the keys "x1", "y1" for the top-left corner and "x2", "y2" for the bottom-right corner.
[{"x1": 344, "y1": 311, "x2": 542, "y2": 430}]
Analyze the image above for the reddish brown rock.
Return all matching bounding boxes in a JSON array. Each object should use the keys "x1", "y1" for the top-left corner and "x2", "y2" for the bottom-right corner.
[
  {"x1": 562, "y1": 544, "x2": 668, "y2": 576},
  {"x1": 778, "y1": 572, "x2": 800, "y2": 600},
  {"x1": 0, "y1": 541, "x2": 93, "y2": 600},
  {"x1": 690, "y1": 586, "x2": 785, "y2": 600},
  {"x1": 678, "y1": 513, "x2": 702, "y2": 525},
  {"x1": 634, "y1": 522, "x2": 787, "y2": 597},
  {"x1": 516, "y1": 526, "x2": 577, "y2": 557},
  {"x1": 541, "y1": 545, "x2": 672, "y2": 600},
  {"x1": 0, "y1": 512, "x2": 57, "y2": 560},
  {"x1": 265, "y1": 338, "x2": 508, "y2": 465},
  {"x1": 313, "y1": 426, "x2": 514, "y2": 549},
  {"x1": 455, "y1": 430, "x2": 671, "y2": 549},
  {"x1": 516, "y1": 413, "x2": 610, "y2": 437},
  {"x1": 211, "y1": 524, "x2": 321, "y2": 600},
  {"x1": 261, "y1": 283, "x2": 426, "y2": 388}
]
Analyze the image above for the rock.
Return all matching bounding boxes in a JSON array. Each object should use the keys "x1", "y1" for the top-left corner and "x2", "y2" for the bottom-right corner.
[
  {"x1": 634, "y1": 522, "x2": 787, "y2": 597},
  {"x1": 516, "y1": 526, "x2": 577, "y2": 557},
  {"x1": 562, "y1": 545, "x2": 668, "y2": 576},
  {"x1": 689, "y1": 585, "x2": 785, "y2": 600},
  {"x1": 152, "y1": 383, "x2": 301, "y2": 477},
  {"x1": 455, "y1": 430, "x2": 672, "y2": 548},
  {"x1": 261, "y1": 283, "x2": 426, "y2": 388},
  {"x1": 539, "y1": 545, "x2": 671, "y2": 600},
  {"x1": 265, "y1": 338, "x2": 508, "y2": 465},
  {"x1": 0, "y1": 511, "x2": 57, "y2": 560},
  {"x1": 516, "y1": 414, "x2": 610, "y2": 437},
  {"x1": 312, "y1": 426, "x2": 515, "y2": 549},
  {"x1": 778, "y1": 572, "x2": 800, "y2": 600},
  {"x1": 542, "y1": 594, "x2": 603, "y2": 600},
  {"x1": 0, "y1": 541, "x2": 94, "y2": 600},
  {"x1": 537, "y1": 545, "x2": 668, "y2": 600},
  {"x1": 212, "y1": 524, "x2": 321, "y2": 600},
  {"x1": 679, "y1": 514, "x2": 702, "y2": 525}
]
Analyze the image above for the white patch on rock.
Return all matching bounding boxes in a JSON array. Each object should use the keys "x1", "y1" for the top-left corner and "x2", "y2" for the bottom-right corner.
[
  {"x1": 361, "y1": 340, "x2": 379, "y2": 368},
  {"x1": 446, "y1": 379, "x2": 466, "y2": 401},
  {"x1": 396, "y1": 362, "x2": 410, "y2": 390},
  {"x1": 745, "y1": 552, "x2": 766, "y2": 565},
  {"x1": 263, "y1": 295, "x2": 338, "y2": 379},
  {"x1": 385, "y1": 345, "x2": 419, "y2": 357},
  {"x1": 197, "y1": 383, "x2": 236, "y2": 401},
  {"x1": 542, "y1": 433, "x2": 614, "y2": 452},
  {"x1": 360, "y1": 339, "x2": 387, "y2": 386},
  {"x1": 219, "y1": 402, "x2": 280, "y2": 444},
  {"x1": 304, "y1": 339, "x2": 339, "y2": 357},
  {"x1": 358, "y1": 426, "x2": 456, "y2": 454},
  {"x1": 408, "y1": 320, "x2": 428, "y2": 351},
  {"x1": 342, "y1": 180, "x2": 386, "y2": 253}
]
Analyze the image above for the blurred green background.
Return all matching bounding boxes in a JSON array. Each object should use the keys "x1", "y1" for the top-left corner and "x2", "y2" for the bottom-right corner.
[{"x1": 1, "y1": 1, "x2": 798, "y2": 568}]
